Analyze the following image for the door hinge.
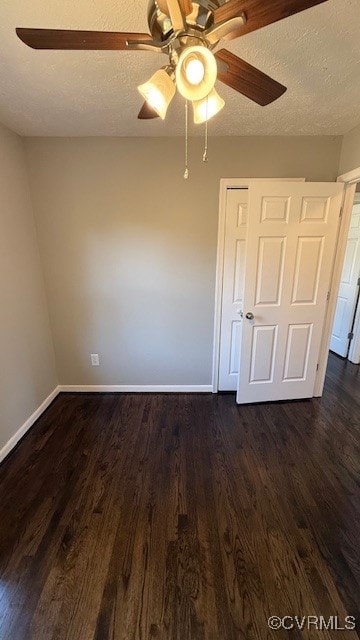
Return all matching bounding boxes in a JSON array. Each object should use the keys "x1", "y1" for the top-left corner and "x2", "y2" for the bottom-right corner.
[
  {"x1": 327, "y1": 291, "x2": 330, "y2": 301},
  {"x1": 316, "y1": 363, "x2": 319, "y2": 371},
  {"x1": 339, "y1": 207, "x2": 343, "y2": 218},
  {"x1": 348, "y1": 332, "x2": 354, "y2": 340}
]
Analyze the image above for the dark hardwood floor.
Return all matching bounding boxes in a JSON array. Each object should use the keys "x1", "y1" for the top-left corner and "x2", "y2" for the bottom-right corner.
[{"x1": 0, "y1": 353, "x2": 359, "y2": 639}]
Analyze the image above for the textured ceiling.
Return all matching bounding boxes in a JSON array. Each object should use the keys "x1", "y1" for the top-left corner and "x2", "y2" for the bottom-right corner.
[{"x1": 0, "y1": 0, "x2": 360, "y2": 136}]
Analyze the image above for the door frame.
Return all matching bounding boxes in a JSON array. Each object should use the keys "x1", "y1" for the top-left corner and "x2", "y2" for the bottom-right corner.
[
  {"x1": 349, "y1": 293, "x2": 360, "y2": 363},
  {"x1": 212, "y1": 177, "x2": 305, "y2": 393},
  {"x1": 314, "y1": 167, "x2": 360, "y2": 395},
  {"x1": 348, "y1": 194, "x2": 360, "y2": 364}
]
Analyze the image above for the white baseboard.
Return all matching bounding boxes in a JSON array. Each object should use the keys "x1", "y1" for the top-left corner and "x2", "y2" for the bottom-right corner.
[
  {"x1": 59, "y1": 384, "x2": 212, "y2": 393},
  {"x1": 0, "y1": 386, "x2": 60, "y2": 465},
  {"x1": 0, "y1": 384, "x2": 212, "y2": 465}
]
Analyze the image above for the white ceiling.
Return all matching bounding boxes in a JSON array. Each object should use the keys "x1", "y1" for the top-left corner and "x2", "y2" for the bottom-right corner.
[{"x1": 0, "y1": 0, "x2": 360, "y2": 137}]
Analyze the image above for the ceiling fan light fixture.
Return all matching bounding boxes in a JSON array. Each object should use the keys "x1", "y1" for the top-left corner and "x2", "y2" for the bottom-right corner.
[
  {"x1": 137, "y1": 68, "x2": 175, "y2": 120},
  {"x1": 175, "y1": 45, "x2": 217, "y2": 101},
  {"x1": 185, "y1": 58, "x2": 205, "y2": 85},
  {"x1": 192, "y1": 87, "x2": 225, "y2": 124}
]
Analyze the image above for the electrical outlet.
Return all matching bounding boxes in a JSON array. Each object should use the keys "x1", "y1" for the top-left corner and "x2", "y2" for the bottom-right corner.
[{"x1": 91, "y1": 353, "x2": 100, "y2": 366}]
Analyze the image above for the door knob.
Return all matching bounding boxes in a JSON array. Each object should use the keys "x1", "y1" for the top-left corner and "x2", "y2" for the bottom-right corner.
[{"x1": 245, "y1": 312, "x2": 254, "y2": 320}]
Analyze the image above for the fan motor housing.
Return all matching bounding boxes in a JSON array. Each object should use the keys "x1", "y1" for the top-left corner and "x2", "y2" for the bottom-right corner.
[{"x1": 147, "y1": 0, "x2": 225, "y2": 41}]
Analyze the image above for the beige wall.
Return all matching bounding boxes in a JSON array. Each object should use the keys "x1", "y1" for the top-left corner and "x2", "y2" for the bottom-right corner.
[
  {"x1": 0, "y1": 123, "x2": 57, "y2": 455},
  {"x1": 339, "y1": 122, "x2": 360, "y2": 175},
  {"x1": 24, "y1": 135, "x2": 341, "y2": 386}
]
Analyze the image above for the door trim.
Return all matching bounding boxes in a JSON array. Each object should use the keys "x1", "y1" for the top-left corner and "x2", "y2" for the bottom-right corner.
[
  {"x1": 348, "y1": 196, "x2": 360, "y2": 364},
  {"x1": 348, "y1": 295, "x2": 360, "y2": 363},
  {"x1": 212, "y1": 177, "x2": 305, "y2": 393},
  {"x1": 314, "y1": 167, "x2": 360, "y2": 395}
]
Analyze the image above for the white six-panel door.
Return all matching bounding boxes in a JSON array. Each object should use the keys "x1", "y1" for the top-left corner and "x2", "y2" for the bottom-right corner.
[
  {"x1": 237, "y1": 181, "x2": 344, "y2": 404},
  {"x1": 330, "y1": 203, "x2": 360, "y2": 357},
  {"x1": 217, "y1": 179, "x2": 304, "y2": 391}
]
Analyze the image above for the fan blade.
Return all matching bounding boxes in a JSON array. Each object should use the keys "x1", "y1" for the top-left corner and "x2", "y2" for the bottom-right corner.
[
  {"x1": 213, "y1": 0, "x2": 329, "y2": 39},
  {"x1": 156, "y1": 0, "x2": 170, "y2": 13},
  {"x1": 215, "y1": 49, "x2": 287, "y2": 106},
  {"x1": 206, "y1": 15, "x2": 246, "y2": 45},
  {"x1": 16, "y1": 28, "x2": 152, "y2": 50},
  {"x1": 179, "y1": 0, "x2": 193, "y2": 14},
  {"x1": 138, "y1": 102, "x2": 160, "y2": 120}
]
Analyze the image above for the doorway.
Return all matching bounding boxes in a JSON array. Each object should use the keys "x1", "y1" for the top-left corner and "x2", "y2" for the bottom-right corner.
[
  {"x1": 213, "y1": 178, "x2": 345, "y2": 403},
  {"x1": 212, "y1": 178, "x2": 306, "y2": 393},
  {"x1": 330, "y1": 186, "x2": 360, "y2": 364}
]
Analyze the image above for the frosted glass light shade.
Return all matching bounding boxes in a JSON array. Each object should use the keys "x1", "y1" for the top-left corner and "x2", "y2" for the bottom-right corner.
[
  {"x1": 186, "y1": 59, "x2": 205, "y2": 85},
  {"x1": 192, "y1": 88, "x2": 225, "y2": 124},
  {"x1": 138, "y1": 69, "x2": 175, "y2": 120},
  {"x1": 175, "y1": 46, "x2": 217, "y2": 101}
]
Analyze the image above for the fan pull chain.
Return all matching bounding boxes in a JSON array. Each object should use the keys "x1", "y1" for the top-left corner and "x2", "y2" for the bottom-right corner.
[
  {"x1": 203, "y1": 120, "x2": 209, "y2": 163},
  {"x1": 203, "y1": 97, "x2": 209, "y2": 163},
  {"x1": 184, "y1": 100, "x2": 189, "y2": 180}
]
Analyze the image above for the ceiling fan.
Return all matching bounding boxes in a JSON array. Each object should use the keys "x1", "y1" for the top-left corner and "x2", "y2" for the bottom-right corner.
[{"x1": 16, "y1": 0, "x2": 329, "y2": 124}]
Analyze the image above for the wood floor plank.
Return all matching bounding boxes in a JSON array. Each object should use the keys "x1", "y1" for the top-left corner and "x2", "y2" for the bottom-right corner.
[{"x1": 0, "y1": 353, "x2": 359, "y2": 639}]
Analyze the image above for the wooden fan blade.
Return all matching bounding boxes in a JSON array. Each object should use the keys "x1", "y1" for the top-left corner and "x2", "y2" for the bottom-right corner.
[
  {"x1": 156, "y1": 0, "x2": 170, "y2": 13},
  {"x1": 179, "y1": 0, "x2": 193, "y2": 15},
  {"x1": 16, "y1": 28, "x2": 152, "y2": 50},
  {"x1": 214, "y1": 0, "x2": 329, "y2": 39},
  {"x1": 215, "y1": 49, "x2": 287, "y2": 106},
  {"x1": 138, "y1": 102, "x2": 160, "y2": 120}
]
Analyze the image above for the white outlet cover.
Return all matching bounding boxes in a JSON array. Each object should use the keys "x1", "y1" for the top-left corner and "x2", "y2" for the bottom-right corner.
[{"x1": 91, "y1": 354, "x2": 100, "y2": 366}]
